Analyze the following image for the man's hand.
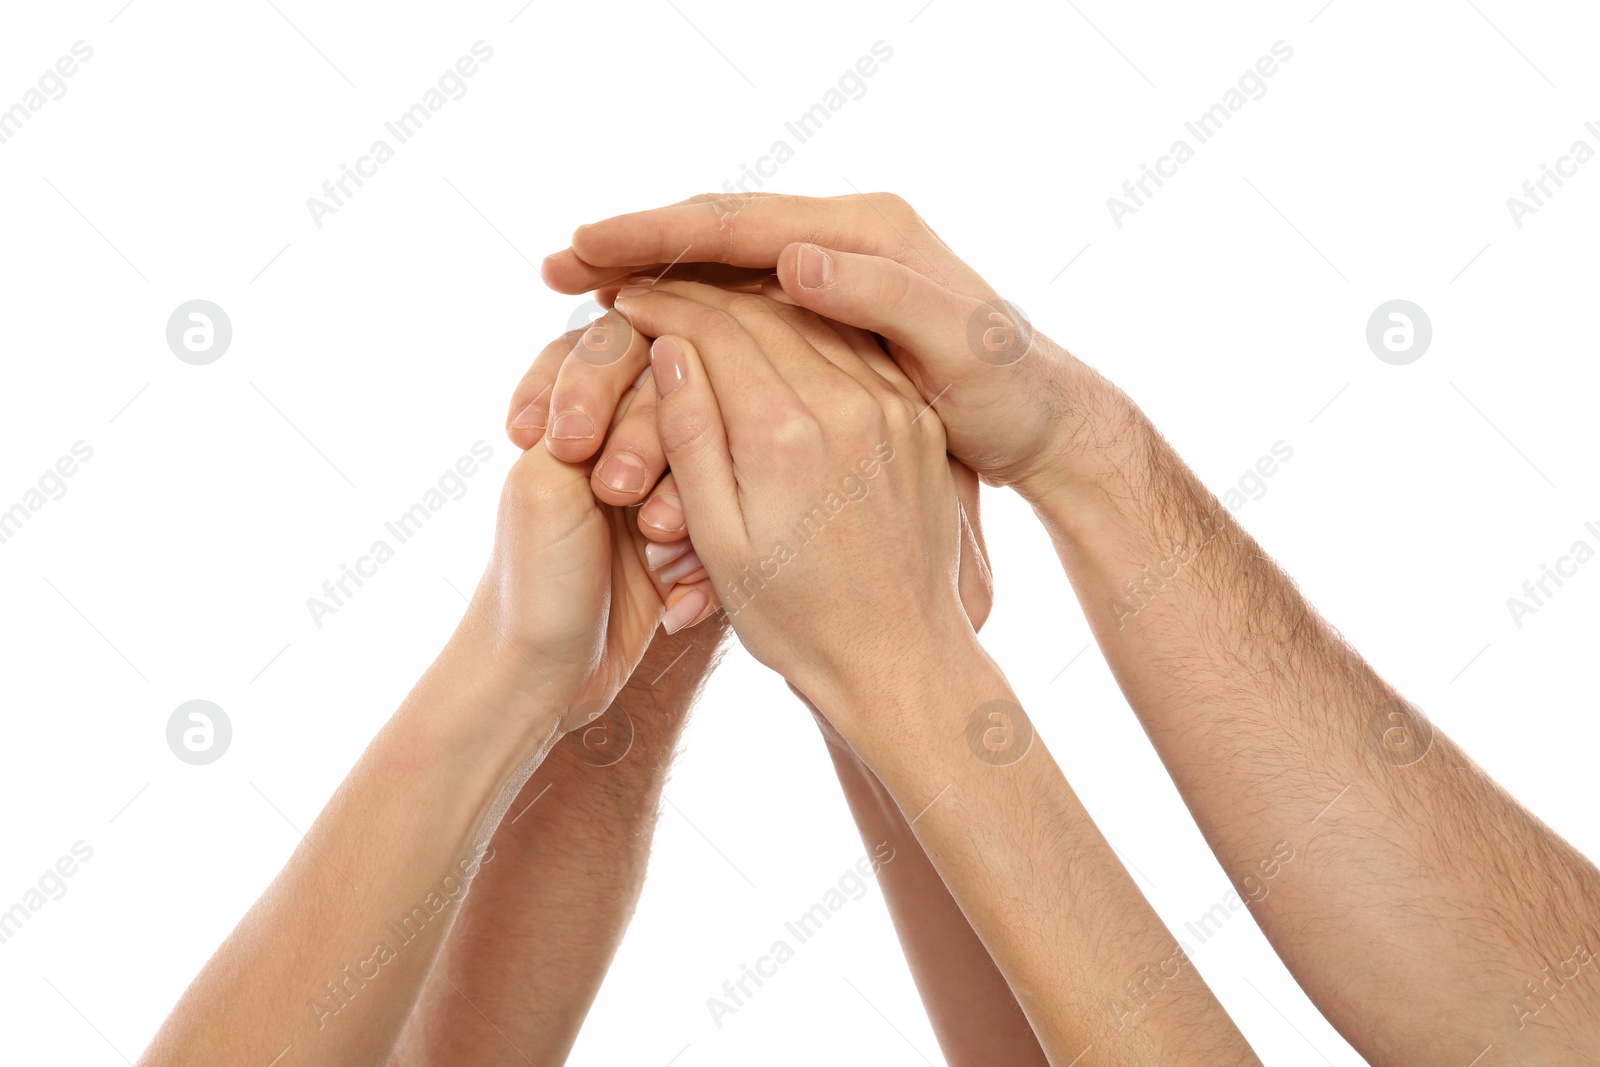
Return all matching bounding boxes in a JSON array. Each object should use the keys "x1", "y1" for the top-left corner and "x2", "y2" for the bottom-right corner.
[
  {"x1": 610, "y1": 276, "x2": 972, "y2": 726},
  {"x1": 541, "y1": 192, "x2": 1122, "y2": 497}
]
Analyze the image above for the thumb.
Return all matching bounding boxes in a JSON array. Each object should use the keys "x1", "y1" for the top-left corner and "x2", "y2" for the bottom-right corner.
[
  {"x1": 648, "y1": 335, "x2": 745, "y2": 569},
  {"x1": 775, "y1": 242, "x2": 1036, "y2": 371}
]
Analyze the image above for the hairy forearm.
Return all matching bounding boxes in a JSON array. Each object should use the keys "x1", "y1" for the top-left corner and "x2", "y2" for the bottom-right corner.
[
  {"x1": 139, "y1": 630, "x2": 561, "y2": 1067},
  {"x1": 391, "y1": 620, "x2": 729, "y2": 1066},
  {"x1": 1026, "y1": 376, "x2": 1600, "y2": 1064},
  {"x1": 837, "y1": 648, "x2": 1258, "y2": 1066}
]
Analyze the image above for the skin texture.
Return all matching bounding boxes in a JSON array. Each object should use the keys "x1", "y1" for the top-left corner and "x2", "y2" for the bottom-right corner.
[
  {"x1": 543, "y1": 190, "x2": 1600, "y2": 1065},
  {"x1": 406, "y1": 322, "x2": 1015, "y2": 1063},
  {"x1": 403, "y1": 317, "x2": 1047, "y2": 1065},
  {"x1": 138, "y1": 365, "x2": 686, "y2": 1066},
  {"x1": 390, "y1": 620, "x2": 731, "y2": 1066},
  {"x1": 608, "y1": 279, "x2": 1260, "y2": 1063}
]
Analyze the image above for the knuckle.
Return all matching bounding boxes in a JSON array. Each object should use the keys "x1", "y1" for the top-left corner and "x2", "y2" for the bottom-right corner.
[
  {"x1": 766, "y1": 408, "x2": 823, "y2": 454},
  {"x1": 659, "y1": 405, "x2": 718, "y2": 459},
  {"x1": 722, "y1": 291, "x2": 773, "y2": 320},
  {"x1": 686, "y1": 306, "x2": 743, "y2": 346},
  {"x1": 867, "y1": 190, "x2": 916, "y2": 219}
]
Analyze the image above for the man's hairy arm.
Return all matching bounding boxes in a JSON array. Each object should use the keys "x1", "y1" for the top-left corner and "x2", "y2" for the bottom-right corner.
[
  {"x1": 390, "y1": 620, "x2": 729, "y2": 1066},
  {"x1": 1023, "y1": 378, "x2": 1600, "y2": 1065}
]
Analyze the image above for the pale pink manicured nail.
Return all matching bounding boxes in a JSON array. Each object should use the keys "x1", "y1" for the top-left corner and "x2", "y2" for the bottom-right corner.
[
  {"x1": 633, "y1": 366, "x2": 652, "y2": 390},
  {"x1": 615, "y1": 285, "x2": 651, "y2": 301},
  {"x1": 662, "y1": 588, "x2": 709, "y2": 634},
  {"x1": 650, "y1": 337, "x2": 687, "y2": 395},
  {"x1": 645, "y1": 539, "x2": 693, "y2": 571},
  {"x1": 656, "y1": 549, "x2": 703, "y2": 585}
]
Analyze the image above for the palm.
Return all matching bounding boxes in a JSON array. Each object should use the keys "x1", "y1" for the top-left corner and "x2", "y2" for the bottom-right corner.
[{"x1": 487, "y1": 448, "x2": 666, "y2": 723}]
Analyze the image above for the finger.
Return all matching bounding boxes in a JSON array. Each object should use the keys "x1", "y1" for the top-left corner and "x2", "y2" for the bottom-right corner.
[
  {"x1": 638, "y1": 471, "x2": 688, "y2": 542},
  {"x1": 644, "y1": 535, "x2": 693, "y2": 571},
  {"x1": 775, "y1": 241, "x2": 1033, "y2": 386},
  {"x1": 654, "y1": 546, "x2": 708, "y2": 587},
  {"x1": 647, "y1": 335, "x2": 746, "y2": 564},
  {"x1": 587, "y1": 264, "x2": 779, "y2": 305},
  {"x1": 616, "y1": 280, "x2": 846, "y2": 401},
  {"x1": 662, "y1": 578, "x2": 720, "y2": 635},
  {"x1": 612, "y1": 287, "x2": 804, "y2": 432},
  {"x1": 506, "y1": 328, "x2": 584, "y2": 449},
  {"x1": 951, "y1": 459, "x2": 986, "y2": 560},
  {"x1": 543, "y1": 192, "x2": 975, "y2": 294},
  {"x1": 590, "y1": 371, "x2": 668, "y2": 505},
  {"x1": 754, "y1": 298, "x2": 911, "y2": 408},
  {"x1": 543, "y1": 308, "x2": 653, "y2": 463}
]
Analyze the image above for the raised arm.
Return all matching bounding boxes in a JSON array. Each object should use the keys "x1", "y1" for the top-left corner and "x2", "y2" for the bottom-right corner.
[
  {"x1": 390, "y1": 621, "x2": 728, "y2": 1066},
  {"x1": 140, "y1": 411, "x2": 679, "y2": 1066},
  {"x1": 609, "y1": 279, "x2": 1260, "y2": 1063},
  {"x1": 521, "y1": 301, "x2": 1050, "y2": 1063},
  {"x1": 547, "y1": 192, "x2": 1600, "y2": 1063}
]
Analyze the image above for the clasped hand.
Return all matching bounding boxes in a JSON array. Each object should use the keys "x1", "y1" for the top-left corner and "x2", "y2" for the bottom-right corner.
[{"x1": 481, "y1": 275, "x2": 995, "y2": 744}]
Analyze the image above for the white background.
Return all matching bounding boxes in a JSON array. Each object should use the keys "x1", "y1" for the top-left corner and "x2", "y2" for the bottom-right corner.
[{"x1": 2, "y1": 1, "x2": 1597, "y2": 1063}]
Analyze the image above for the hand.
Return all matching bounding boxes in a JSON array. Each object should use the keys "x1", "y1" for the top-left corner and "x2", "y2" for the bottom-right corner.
[
  {"x1": 513, "y1": 294, "x2": 992, "y2": 637},
  {"x1": 541, "y1": 192, "x2": 1123, "y2": 495},
  {"x1": 469, "y1": 355, "x2": 679, "y2": 729},
  {"x1": 610, "y1": 279, "x2": 974, "y2": 724},
  {"x1": 802, "y1": 454, "x2": 992, "y2": 752},
  {"x1": 504, "y1": 321, "x2": 718, "y2": 635}
]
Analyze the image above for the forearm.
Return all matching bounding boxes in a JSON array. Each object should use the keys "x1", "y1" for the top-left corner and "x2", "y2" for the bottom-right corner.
[
  {"x1": 392, "y1": 620, "x2": 729, "y2": 1066},
  {"x1": 833, "y1": 646, "x2": 1257, "y2": 1065},
  {"x1": 139, "y1": 629, "x2": 560, "y2": 1067},
  {"x1": 809, "y1": 709, "x2": 1048, "y2": 1067},
  {"x1": 1025, "y1": 375, "x2": 1600, "y2": 1062}
]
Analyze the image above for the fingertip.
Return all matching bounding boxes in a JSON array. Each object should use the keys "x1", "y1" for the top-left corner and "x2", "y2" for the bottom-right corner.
[
  {"x1": 662, "y1": 582, "x2": 718, "y2": 635},
  {"x1": 543, "y1": 418, "x2": 601, "y2": 462},
  {"x1": 540, "y1": 248, "x2": 588, "y2": 292},
  {"x1": 638, "y1": 491, "x2": 687, "y2": 539},
  {"x1": 592, "y1": 451, "x2": 652, "y2": 503}
]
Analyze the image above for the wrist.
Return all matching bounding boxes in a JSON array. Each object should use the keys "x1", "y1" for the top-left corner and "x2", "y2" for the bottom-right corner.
[
  {"x1": 812, "y1": 626, "x2": 999, "y2": 761},
  {"x1": 1010, "y1": 361, "x2": 1155, "y2": 539},
  {"x1": 434, "y1": 620, "x2": 571, "y2": 752}
]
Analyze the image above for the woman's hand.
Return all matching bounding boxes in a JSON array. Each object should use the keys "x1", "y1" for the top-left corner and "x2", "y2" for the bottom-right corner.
[
  {"x1": 471, "y1": 341, "x2": 689, "y2": 730},
  {"x1": 503, "y1": 323, "x2": 718, "y2": 638},
  {"x1": 609, "y1": 279, "x2": 976, "y2": 730}
]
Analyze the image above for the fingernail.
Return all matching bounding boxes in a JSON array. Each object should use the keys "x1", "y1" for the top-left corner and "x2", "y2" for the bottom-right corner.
[
  {"x1": 633, "y1": 366, "x2": 652, "y2": 391},
  {"x1": 615, "y1": 285, "x2": 651, "y2": 301},
  {"x1": 548, "y1": 411, "x2": 595, "y2": 441},
  {"x1": 663, "y1": 588, "x2": 710, "y2": 634},
  {"x1": 797, "y1": 244, "x2": 832, "y2": 289},
  {"x1": 657, "y1": 549, "x2": 704, "y2": 585},
  {"x1": 510, "y1": 384, "x2": 551, "y2": 430},
  {"x1": 596, "y1": 453, "x2": 649, "y2": 494},
  {"x1": 651, "y1": 337, "x2": 687, "y2": 395},
  {"x1": 640, "y1": 492, "x2": 685, "y2": 533},
  {"x1": 645, "y1": 539, "x2": 693, "y2": 571},
  {"x1": 510, "y1": 400, "x2": 543, "y2": 430}
]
